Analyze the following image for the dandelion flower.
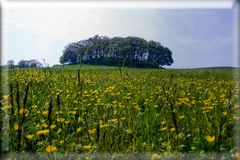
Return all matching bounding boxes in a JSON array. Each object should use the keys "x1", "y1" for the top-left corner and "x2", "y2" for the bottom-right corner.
[
  {"x1": 59, "y1": 140, "x2": 64, "y2": 144},
  {"x1": 42, "y1": 111, "x2": 48, "y2": 115},
  {"x1": 160, "y1": 127, "x2": 167, "y2": 131},
  {"x1": 56, "y1": 118, "x2": 65, "y2": 123},
  {"x1": 161, "y1": 121, "x2": 166, "y2": 125},
  {"x1": 88, "y1": 128, "x2": 96, "y2": 135},
  {"x1": 45, "y1": 145, "x2": 57, "y2": 153},
  {"x1": 81, "y1": 145, "x2": 93, "y2": 150},
  {"x1": 19, "y1": 108, "x2": 28, "y2": 114},
  {"x1": 65, "y1": 121, "x2": 70, "y2": 124},
  {"x1": 43, "y1": 124, "x2": 48, "y2": 128},
  {"x1": 100, "y1": 124, "x2": 109, "y2": 129},
  {"x1": 68, "y1": 110, "x2": 77, "y2": 115},
  {"x1": 14, "y1": 123, "x2": 19, "y2": 131},
  {"x1": 36, "y1": 129, "x2": 49, "y2": 136},
  {"x1": 50, "y1": 125, "x2": 57, "y2": 129},
  {"x1": 178, "y1": 115, "x2": 185, "y2": 120},
  {"x1": 170, "y1": 128, "x2": 176, "y2": 132},
  {"x1": 110, "y1": 118, "x2": 118, "y2": 123},
  {"x1": 206, "y1": 135, "x2": 215, "y2": 143},
  {"x1": 32, "y1": 105, "x2": 38, "y2": 109},
  {"x1": 222, "y1": 111, "x2": 227, "y2": 116},
  {"x1": 76, "y1": 128, "x2": 81, "y2": 133},
  {"x1": 25, "y1": 134, "x2": 33, "y2": 140}
]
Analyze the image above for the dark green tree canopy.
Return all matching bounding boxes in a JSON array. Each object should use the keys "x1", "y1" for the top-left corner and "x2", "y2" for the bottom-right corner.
[
  {"x1": 60, "y1": 35, "x2": 173, "y2": 68},
  {"x1": 18, "y1": 59, "x2": 43, "y2": 68}
]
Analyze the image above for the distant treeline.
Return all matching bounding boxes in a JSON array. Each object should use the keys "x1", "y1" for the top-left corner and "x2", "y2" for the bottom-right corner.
[
  {"x1": 60, "y1": 35, "x2": 174, "y2": 68},
  {"x1": 5, "y1": 59, "x2": 43, "y2": 68}
]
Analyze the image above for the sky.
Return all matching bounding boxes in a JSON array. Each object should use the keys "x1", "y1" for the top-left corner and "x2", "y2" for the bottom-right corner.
[{"x1": 2, "y1": 1, "x2": 239, "y2": 68}]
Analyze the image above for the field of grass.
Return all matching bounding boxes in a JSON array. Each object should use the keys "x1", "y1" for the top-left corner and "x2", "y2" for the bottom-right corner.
[{"x1": 0, "y1": 65, "x2": 240, "y2": 159}]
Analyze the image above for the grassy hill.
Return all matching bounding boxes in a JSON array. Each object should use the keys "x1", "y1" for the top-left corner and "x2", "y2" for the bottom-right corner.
[{"x1": 1, "y1": 63, "x2": 239, "y2": 158}]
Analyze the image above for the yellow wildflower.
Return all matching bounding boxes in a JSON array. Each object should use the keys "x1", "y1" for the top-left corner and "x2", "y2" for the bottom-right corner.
[
  {"x1": 161, "y1": 121, "x2": 166, "y2": 125},
  {"x1": 65, "y1": 121, "x2": 70, "y2": 124},
  {"x1": 88, "y1": 128, "x2": 96, "y2": 135},
  {"x1": 14, "y1": 123, "x2": 19, "y2": 131},
  {"x1": 45, "y1": 145, "x2": 57, "y2": 153},
  {"x1": 32, "y1": 105, "x2": 38, "y2": 109},
  {"x1": 203, "y1": 106, "x2": 214, "y2": 110},
  {"x1": 206, "y1": 135, "x2": 215, "y2": 143},
  {"x1": 68, "y1": 110, "x2": 77, "y2": 115},
  {"x1": 134, "y1": 105, "x2": 141, "y2": 111},
  {"x1": 178, "y1": 115, "x2": 185, "y2": 120},
  {"x1": 76, "y1": 128, "x2": 81, "y2": 133},
  {"x1": 74, "y1": 100, "x2": 79, "y2": 104},
  {"x1": 222, "y1": 111, "x2": 227, "y2": 116},
  {"x1": 56, "y1": 118, "x2": 65, "y2": 123},
  {"x1": 42, "y1": 111, "x2": 48, "y2": 115},
  {"x1": 19, "y1": 108, "x2": 28, "y2": 114},
  {"x1": 25, "y1": 134, "x2": 33, "y2": 140},
  {"x1": 59, "y1": 140, "x2": 64, "y2": 144},
  {"x1": 170, "y1": 128, "x2": 176, "y2": 132},
  {"x1": 161, "y1": 127, "x2": 167, "y2": 131},
  {"x1": 81, "y1": 145, "x2": 93, "y2": 150},
  {"x1": 50, "y1": 125, "x2": 57, "y2": 129},
  {"x1": 36, "y1": 129, "x2": 49, "y2": 136},
  {"x1": 40, "y1": 119, "x2": 46, "y2": 123},
  {"x1": 125, "y1": 96, "x2": 131, "y2": 100},
  {"x1": 191, "y1": 100, "x2": 196, "y2": 105},
  {"x1": 43, "y1": 123, "x2": 48, "y2": 128},
  {"x1": 220, "y1": 94, "x2": 225, "y2": 99},
  {"x1": 100, "y1": 124, "x2": 109, "y2": 129},
  {"x1": 56, "y1": 111, "x2": 63, "y2": 115},
  {"x1": 109, "y1": 118, "x2": 118, "y2": 123}
]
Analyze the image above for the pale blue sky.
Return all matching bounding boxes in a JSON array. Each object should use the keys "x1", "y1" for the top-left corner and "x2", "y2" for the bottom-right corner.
[{"x1": 3, "y1": 3, "x2": 239, "y2": 68}]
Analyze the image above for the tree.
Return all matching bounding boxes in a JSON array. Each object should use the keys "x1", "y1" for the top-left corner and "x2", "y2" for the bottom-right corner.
[
  {"x1": 60, "y1": 47, "x2": 78, "y2": 64},
  {"x1": 18, "y1": 60, "x2": 29, "y2": 68},
  {"x1": 17, "y1": 59, "x2": 43, "y2": 68},
  {"x1": 28, "y1": 59, "x2": 43, "y2": 68},
  {"x1": 60, "y1": 35, "x2": 174, "y2": 68},
  {"x1": 7, "y1": 60, "x2": 14, "y2": 68}
]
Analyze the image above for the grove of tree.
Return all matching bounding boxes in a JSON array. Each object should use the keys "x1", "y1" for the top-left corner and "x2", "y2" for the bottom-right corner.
[
  {"x1": 17, "y1": 59, "x2": 43, "y2": 68},
  {"x1": 60, "y1": 35, "x2": 174, "y2": 68},
  {"x1": 7, "y1": 60, "x2": 15, "y2": 68}
]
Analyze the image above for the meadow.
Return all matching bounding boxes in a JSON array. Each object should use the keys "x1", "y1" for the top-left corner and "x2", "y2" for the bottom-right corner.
[{"x1": 0, "y1": 65, "x2": 240, "y2": 159}]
